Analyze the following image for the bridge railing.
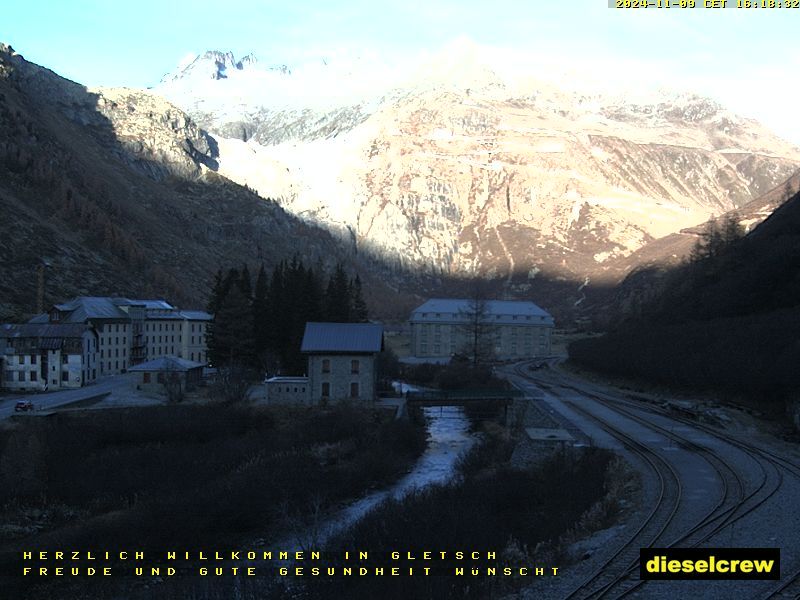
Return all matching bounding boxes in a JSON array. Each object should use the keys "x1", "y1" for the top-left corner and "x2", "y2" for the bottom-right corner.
[{"x1": 406, "y1": 389, "x2": 523, "y2": 403}]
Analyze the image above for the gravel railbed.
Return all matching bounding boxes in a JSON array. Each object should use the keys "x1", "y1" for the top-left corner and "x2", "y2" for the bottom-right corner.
[{"x1": 510, "y1": 368, "x2": 798, "y2": 600}]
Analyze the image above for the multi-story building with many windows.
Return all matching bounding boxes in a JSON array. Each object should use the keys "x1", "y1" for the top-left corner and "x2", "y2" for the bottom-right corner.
[
  {"x1": 0, "y1": 323, "x2": 98, "y2": 392},
  {"x1": 409, "y1": 299, "x2": 554, "y2": 361},
  {"x1": 27, "y1": 296, "x2": 211, "y2": 376}
]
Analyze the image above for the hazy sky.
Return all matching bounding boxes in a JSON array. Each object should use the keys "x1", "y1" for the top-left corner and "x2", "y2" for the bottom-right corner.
[{"x1": 3, "y1": 1, "x2": 800, "y2": 142}]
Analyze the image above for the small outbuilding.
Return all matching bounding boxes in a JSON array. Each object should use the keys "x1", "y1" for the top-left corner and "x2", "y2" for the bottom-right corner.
[
  {"x1": 265, "y1": 376, "x2": 311, "y2": 405},
  {"x1": 128, "y1": 356, "x2": 205, "y2": 394}
]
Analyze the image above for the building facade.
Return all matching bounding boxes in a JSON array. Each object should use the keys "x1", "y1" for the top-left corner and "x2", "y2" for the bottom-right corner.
[
  {"x1": 128, "y1": 356, "x2": 205, "y2": 395},
  {"x1": 29, "y1": 296, "x2": 211, "y2": 376},
  {"x1": 301, "y1": 322, "x2": 383, "y2": 404},
  {"x1": 264, "y1": 376, "x2": 311, "y2": 405},
  {"x1": 0, "y1": 323, "x2": 98, "y2": 392},
  {"x1": 409, "y1": 299, "x2": 554, "y2": 361}
]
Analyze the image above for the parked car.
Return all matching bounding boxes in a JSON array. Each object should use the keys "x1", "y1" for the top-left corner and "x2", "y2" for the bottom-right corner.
[{"x1": 14, "y1": 400, "x2": 34, "y2": 412}]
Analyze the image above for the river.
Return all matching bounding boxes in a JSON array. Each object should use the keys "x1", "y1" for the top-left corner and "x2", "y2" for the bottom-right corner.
[{"x1": 285, "y1": 404, "x2": 476, "y2": 550}]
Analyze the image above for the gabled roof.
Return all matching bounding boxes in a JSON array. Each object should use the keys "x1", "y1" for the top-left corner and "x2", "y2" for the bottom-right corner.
[
  {"x1": 0, "y1": 323, "x2": 92, "y2": 349},
  {"x1": 410, "y1": 298, "x2": 554, "y2": 325},
  {"x1": 115, "y1": 298, "x2": 174, "y2": 310},
  {"x1": 52, "y1": 296, "x2": 129, "y2": 322},
  {"x1": 300, "y1": 322, "x2": 383, "y2": 354},
  {"x1": 29, "y1": 296, "x2": 209, "y2": 324},
  {"x1": 179, "y1": 310, "x2": 213, "y2": 321},
  {"x1": 128, "y1": 356, "x2": 205, "y2": 372}
]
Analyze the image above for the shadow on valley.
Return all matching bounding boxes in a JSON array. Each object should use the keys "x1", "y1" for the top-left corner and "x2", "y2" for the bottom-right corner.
[
  {"x1": 570, "y1": 196, "x2": 800, "y2": 422},
  {"x1": 0, "y1": 45, "x2": 369, "y2": 321},
  {"x1": 0, "y1": 44, "x2": 617, "y2": 326}
]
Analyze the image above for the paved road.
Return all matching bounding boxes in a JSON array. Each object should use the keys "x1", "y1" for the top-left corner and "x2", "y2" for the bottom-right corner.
[{"x1": 0, "y1": 374, "x2": 132, "y2": 420}]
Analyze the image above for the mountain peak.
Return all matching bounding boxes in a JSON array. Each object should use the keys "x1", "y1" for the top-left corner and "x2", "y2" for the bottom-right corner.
[{"x1": 160, "y1": 50, "x2": 265, "y2": 84}]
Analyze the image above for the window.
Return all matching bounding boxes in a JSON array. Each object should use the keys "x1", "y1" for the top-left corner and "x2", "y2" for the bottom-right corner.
[
  {"x1": 61, "y1": 372, "x2": 68, "y2": 382},
  {"x1": 62, "y1": 355, "x2": 68, "y2": 364},
  {"x1": 350, "y1": 382, "x2": 359, "y2": 398},
  {"x1": 30, "y1": 371, "x2": 37, "y2": 381},
  {"x1": 351, "y1": 360, "x2": 360, "y2": 374},
  {"x1": 31, "y1": 354, "x2": 37, "y2": 365},
  {"x1": 322, "y1": 359, "x2": 330, "y2": 374},
  {"x1": 434, "y1": 344, "x2": 441, "y2": 354},
  {"x1": 143, "y1": 372, "x2": 151, "y2": 383},
  {"x1": 321, "y1": 382, "x2": 330, "y2": 397},
  {"x1": 4, "y1": 371, "x2": 13, "y2": 382}
]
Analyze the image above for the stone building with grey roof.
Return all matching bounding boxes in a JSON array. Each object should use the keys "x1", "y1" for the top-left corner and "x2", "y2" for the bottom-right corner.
[
  {"x1": 300, "y1": 322, "x2": 383, "y2": 404},
  {"x1": 409, "y1": 299, "x2": 554, "y2": 361}
]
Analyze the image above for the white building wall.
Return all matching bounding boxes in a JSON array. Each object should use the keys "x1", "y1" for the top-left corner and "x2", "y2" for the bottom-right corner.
[
  {"x1": 181, "y1": 320, "x2": 209, "y2": 364},
  {"x1": 411, "y1": 320, "x2": 552, "y2": 359},
  {"x1": 96, "y1": 322, "x2": 129, "y2": 375},
  {"x1": 1, "y1": 354, "x2": 45, "y2": 391},
  {"x1": 144, "y1": 319, "x2": 183, "y2": 361},
  {"x1": 265, "y1": 378, "x2": 311, "y2": 405}
]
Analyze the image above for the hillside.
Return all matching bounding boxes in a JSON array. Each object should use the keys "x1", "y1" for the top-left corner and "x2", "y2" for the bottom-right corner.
[
  {"x1": 588, "y1": 170, "x2": 800, "y2": 323},
  {"x1": 570, "y1": 189, "x2": 800, "y2": 406},
  {"x1": 0, "y1": 44, "x2": 364, "y2": 321},
  {"x1": 156, "y1": 48, "x2": 800, "y2": 297}
]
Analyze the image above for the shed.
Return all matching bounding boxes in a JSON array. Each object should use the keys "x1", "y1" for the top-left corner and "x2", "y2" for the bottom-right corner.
[{"x1": 128, "y1": 356, "x2": 204, "y2": 394}]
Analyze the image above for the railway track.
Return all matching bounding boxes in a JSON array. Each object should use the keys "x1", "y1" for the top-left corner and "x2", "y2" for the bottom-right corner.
[{"x1": 508, "y1": 361, "x2": 799, "y2": 599}]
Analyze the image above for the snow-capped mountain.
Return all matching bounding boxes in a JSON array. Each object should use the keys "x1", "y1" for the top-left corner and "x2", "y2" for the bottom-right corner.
[{"x1": 154, "y1": 46, "x2": 800, "y2": 287}]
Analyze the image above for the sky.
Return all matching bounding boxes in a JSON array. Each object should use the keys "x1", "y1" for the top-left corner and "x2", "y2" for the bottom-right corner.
[{"x1": 3, "y1": 0, "x2": 800, "y2": 143}]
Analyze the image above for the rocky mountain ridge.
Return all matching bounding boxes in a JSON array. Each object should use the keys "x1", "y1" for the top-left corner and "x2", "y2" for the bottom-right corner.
[
  {"x1": 0, "y1": 44, "x2": 387, "y2": 321},
  {"x1": 155, "y1": 49, "x2": 800, "y2": 298}
]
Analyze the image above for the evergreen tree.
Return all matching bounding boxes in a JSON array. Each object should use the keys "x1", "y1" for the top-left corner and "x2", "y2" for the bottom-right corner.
[
  {"x1": 210, "y1": 284, "x2": 255, "y2": 366},
  {"x1": 239, "y1": 263, "x2": 253, "y2": 300},
  {"x1": 350, "y1": 275, "x2": 369, "y2": 322},
  {"x1": 253, "y1": 264, "x2": 270, "y2": 356},
  {"x1": 222, "y1": 267, "x2": 240, "y2": 299},
  {"x1": 207, "y1": 269, "x2": 225, "y2": 314},
  {"x1": 325, "y1": 263, "x2": 351, "y2": 322}
]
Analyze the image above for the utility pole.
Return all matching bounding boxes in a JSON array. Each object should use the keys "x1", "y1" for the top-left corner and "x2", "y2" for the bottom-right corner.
[{"x1": 36, "y1": 259, "x2": 51, "y2": 315}]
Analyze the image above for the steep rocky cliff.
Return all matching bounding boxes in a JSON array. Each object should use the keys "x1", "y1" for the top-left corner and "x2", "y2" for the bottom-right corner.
[
  {"x1": 156, "y1": 49, "x2": 800, "y2": 298},
  {"x1": 0, "y1": 44, "x2": 362, "y2": 320}
]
